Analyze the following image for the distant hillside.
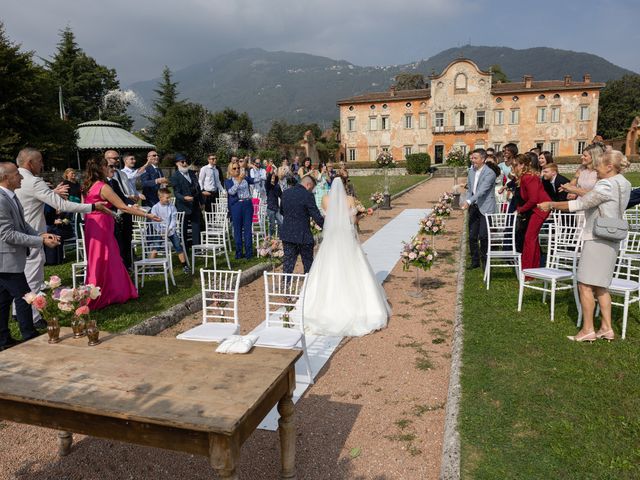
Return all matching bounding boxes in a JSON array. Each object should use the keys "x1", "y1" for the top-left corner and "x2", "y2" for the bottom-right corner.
[{"x1": 129, "y1": 46, "x2": 636, "y2": 132}]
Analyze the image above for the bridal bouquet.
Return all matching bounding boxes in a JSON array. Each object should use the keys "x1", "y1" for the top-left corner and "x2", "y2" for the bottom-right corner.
[
  {"x1": 439, "y1": 192, "x2": 454, "y2": 205},
  {"x1": 257, "y1": 236, "x2": 284, "y2": 259},
  {"x1": 370, "y1": 191, "x2": 384, "y2": 205},
  {"x1": 419, "y1": 215, "x2": 445, "y2": 236},
  {"x1": 376, "y1": 151, "x2": 396, "y2": 168},
  {"x1": 354, "y1": 200, "x2": 374, "y2": 219},
  {"x1": 433, "y1": 201, "x2": 452, "y2": 217},
  {"x1": 401, "y1": 236, "x2": 437, "y2": 272},
  {"x1": 310, "y1": 219, "x2": 323, "y2": 237}
]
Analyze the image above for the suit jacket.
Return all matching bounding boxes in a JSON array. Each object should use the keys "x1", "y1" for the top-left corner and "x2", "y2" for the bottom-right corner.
[
  {"x1": 141, "y1": 166, "x2": 164, "y2": 206},
  {"x1": 542, "y1": 173, "x2": 569, "y2": 202},
  {"x1": 170, "y1": 170, "x2": 202, "y2": 215},
  {"x1": 16, "y1": 168, "x2": 91, "y2": 234},
  {"x1": 466, "y1": 165, "x2": 497, "y2": 215},
  {"x1": 280, "y1": 184, "x2": 324, "y2": 245},
  {"x1": 0, "y1": 189, "x2": 43, "y2": 273}
]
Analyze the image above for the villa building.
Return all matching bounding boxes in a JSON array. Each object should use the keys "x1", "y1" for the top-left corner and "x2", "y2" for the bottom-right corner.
[{"x1": 337, "y1": 59, "x2": 604, "y2": 164}]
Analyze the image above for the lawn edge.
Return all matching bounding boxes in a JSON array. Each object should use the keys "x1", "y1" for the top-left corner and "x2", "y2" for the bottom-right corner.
[{"x1": 439, "y1": 210, "x2": 467, "y2": 480}]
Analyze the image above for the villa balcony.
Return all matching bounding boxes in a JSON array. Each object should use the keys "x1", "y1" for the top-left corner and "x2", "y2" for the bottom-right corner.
[{"x1": 432, "y1": 125, "x2": 489, "y2": 134}]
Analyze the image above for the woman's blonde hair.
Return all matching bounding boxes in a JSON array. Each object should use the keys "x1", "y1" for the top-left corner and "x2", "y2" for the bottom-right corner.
[
  {"x1": 582, "y1": 143, "x2": 605, "y2": 169},
  {"x1": 277, "y1": 166, "x2": 289, "y2": 178},
  {"x1": 226, "y1": 161, "x2": 238, "y2": 177},
  {"x1": 63, "y1": 168, "x2": 76, "y2": 180},
  {"x1": 596, "y1": 150, "x2": 630, "y2": 173}
]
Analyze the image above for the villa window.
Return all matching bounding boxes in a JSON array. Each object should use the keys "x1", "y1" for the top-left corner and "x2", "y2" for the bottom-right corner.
[
  {"x1": 537, "y1": 107, "x2": 547, "y2": 123},
  {"x1": 381, "y1": 116, "x2": 390, "y2": 130},
  {"x1": 419, "y1": 113, "x2": 428, "y2": 129},
  {"x1": 404, "y1": 114, "x2": 413, "y2": 129},
  {"x1": 369, "y1": 117, "x2": 377, "y2": 131},
  {"x1": 348, "y1": 148, "x2": 357, "y2": 161},
  {"x1": 577, "y1": 141, "x2": 587, "y2": 154},
  {"x1": 509, "y1": 109, "x2": 520, "y2": 125},
  {"x1": 495, "y1": 110, "x2": 504, "y2": 125},
  {"x1": 551, "y1": 107, "x2": 560, "y2": 123},
  {"x1": 476, "y1": 111, "x2": 485, "y2": 129},
  {"x1": 404, "y1": 145, "x2": 413, "y2": 158},
  {"x1": 347, "y1": 117, "x2": 356, "y2": 132},
  {"x1": 579, "y1": 105, "x2": 590, "y2": 121},
  {"x1": 435, "y1": 112, "x2": 444, "y2": 129},
  {"x1": 550, "y1": 141, "x2": 559, "y2": 156},
  {"x1": 369, "y1": 146, "x2": 378, "y2": 161}
]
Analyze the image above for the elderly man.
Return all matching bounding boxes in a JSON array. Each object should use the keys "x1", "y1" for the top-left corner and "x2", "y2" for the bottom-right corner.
[
  {"x1": 1, "y1": 162, "x2": 62, "y2": 349},
  {"x1": 141, "y1": 150, "x2": 167, "y2": 207},
  {"x1": 198, "y1": 154, "x2": 224, "y2": 212},
  {"x1": 15, "y1": 148, "x2": 107, "y2": 324},
  {"x1": 461, "y1": 148, "x2": 497, "y2": 270}
]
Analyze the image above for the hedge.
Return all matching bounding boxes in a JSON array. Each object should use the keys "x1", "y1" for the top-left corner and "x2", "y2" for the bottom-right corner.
[{"x1": 405, "y1": 153, "x2": 431, "y2": 174}]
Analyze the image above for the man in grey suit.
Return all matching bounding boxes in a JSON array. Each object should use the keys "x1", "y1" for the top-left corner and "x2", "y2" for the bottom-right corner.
[
  {"x1": 462, "y1": 148, "x2": 497, "y2": 270},
  {"x1": 0, "y1": 163, "x2": 60, "y2": 350}
]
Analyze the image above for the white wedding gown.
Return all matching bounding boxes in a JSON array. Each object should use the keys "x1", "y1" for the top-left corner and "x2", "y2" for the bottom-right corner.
[{"x1": 303, "y1": 178, "x2": 390, "y2": 337}]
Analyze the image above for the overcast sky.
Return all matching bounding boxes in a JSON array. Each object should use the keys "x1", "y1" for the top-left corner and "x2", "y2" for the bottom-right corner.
[{"x1": 3, "y1": 0, "x2": 639, "y2": 86}]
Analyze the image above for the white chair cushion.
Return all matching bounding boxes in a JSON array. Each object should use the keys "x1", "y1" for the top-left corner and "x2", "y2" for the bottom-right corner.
[
  {"x1": 522, "y1": 267, "x2": 573, "y2": 280},
  {"x1": 609, "y1": 278, "x2": 640, "y2": 292},
  {"x1": 253, "y1": 326, "x2": 303, "y2": 349},
  {"x1": 176, "y1": 323, "x2": 239, "y2": 342}
]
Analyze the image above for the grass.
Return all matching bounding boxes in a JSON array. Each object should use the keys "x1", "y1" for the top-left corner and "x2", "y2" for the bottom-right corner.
[
  {"x1": 459, "y1": 265, "x2": 640, "y2": 479},
  {"x1": 624, "y1": 172, "x2": 640, "y2": 187},
  {"x1": 350, "y1": 174, "x2": 428, "y2": 207},
  {"x1": 9, "y1": 253, "x2": 263, "y2": 338}
]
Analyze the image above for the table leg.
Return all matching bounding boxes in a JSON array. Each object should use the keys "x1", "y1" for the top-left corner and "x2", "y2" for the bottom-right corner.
[
  {"x1": 57, "y1": 431, "x2": 73, "y2": 456},
  {"x1": 278, "y1": 385, "x2": 296, "y2": 479},
  {"x1": 209, "y1": 434, "x2": 239, "y2": 480}
]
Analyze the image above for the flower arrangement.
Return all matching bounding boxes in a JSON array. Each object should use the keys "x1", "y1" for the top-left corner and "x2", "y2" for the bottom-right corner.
[
  {"x1": 257, "y1": 236, "x2": 284, "y2": 259},
  {"x1": 439, "y1": 192, "x2": 454, "y2": 205},
  {"x1": 432, "y1": 201, "x2": 452, "y2": 217},
  {"x1": 354, "y1": 200, "x2": 374, "y2": 220},
  {"x1": 401, "y1": 236, "x2": 438, "y2": 272},
  {"x1": 370, "y1": 191, "x2": 384, "y2": 205},
  {"x1": 418, "y1": 214, "x2": 445, "y2": 236},
  {"x1": 376, "y1": 151, "x2": 396, "y2": 168}
]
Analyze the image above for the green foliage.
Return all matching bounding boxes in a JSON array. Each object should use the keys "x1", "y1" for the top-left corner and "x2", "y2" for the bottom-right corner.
[
  {"x1": 405, "y1": 153, "x2": 431, "y2": 174},
  {"x1": 598, "y1": 74, "x2": 640, "y2": 140},
  {"x1": 266, "y1": 120, "x2": 322, "y2": 150},
  {"x1": 490, "y1": 63, "x2": 509, "y2": 83},
  {"x1": 45, "y1": 27, "x2": 131, "y2": 129},
  {"x1": 144, "y1": 66, "x2": 181, "y2": 141},
  {"x1": 0, "y1": 23, "x2": 76, "y2": 166},
  {"x1": 350, "y1": 175, "x2": 428, "y2": 207},
  {"x1": 446, "y1": 148, "x2": 470, "y2": 167},
  {"x1": 256, "y1": 149, "x2": 279, "y2": 161},
  {"x1": 394, "y1": 73, "x2": 427, "y2": 90},
  {"x1": 211, "y1": 107, "x2": 254, "y2": 151}
]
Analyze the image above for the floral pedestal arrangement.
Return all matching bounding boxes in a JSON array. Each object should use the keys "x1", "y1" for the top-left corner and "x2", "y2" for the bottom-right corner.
[
  {"x1": 376, "y1": 152, "x2": 396, "y2": 210},
  {"x1": 401, "y1": 236, "x2": 437, "y2": 298}
]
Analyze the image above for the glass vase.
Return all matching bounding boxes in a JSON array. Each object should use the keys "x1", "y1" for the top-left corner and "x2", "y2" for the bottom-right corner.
[
  {"x1": 86, "y1": 318, "x2": 101, "y2": 346},
  {"x1": 46, "y1": 317, "x2": 61, "y2": 344},
  {"x1": 407, "y1": 269, "x2": 424, "y2": 298},
  {"x1": 71, "y1": 316, "x2": 86, "y2": 338}
]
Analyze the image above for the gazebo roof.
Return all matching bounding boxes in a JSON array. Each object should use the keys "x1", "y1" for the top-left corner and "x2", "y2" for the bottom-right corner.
[{"x1": 76, "y1": 120, "x2": 155, "y2": 150}]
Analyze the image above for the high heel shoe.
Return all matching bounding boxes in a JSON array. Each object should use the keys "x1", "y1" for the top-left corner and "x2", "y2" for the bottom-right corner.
[
  {"x1": 567, "y1": 331, "x2": 596, "y2": 342},
  {"x1": 595, "y1": 329, "x2": 615, "y2": 341}
]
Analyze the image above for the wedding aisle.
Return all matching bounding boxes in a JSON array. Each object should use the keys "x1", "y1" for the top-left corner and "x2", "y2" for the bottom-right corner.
[{"x1": 256, "y1": 208, "x2": 430, "y2": 430}]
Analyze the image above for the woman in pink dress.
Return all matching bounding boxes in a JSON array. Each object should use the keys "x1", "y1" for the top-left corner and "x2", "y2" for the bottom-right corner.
[{"x1": 83, "y1": 158, "x2": 160, "y2": 310}]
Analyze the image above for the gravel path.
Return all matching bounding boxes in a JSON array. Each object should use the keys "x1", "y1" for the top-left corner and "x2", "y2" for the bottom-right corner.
[{"x1": 0, "y1": 177, "x2": 463, "y2": 480}]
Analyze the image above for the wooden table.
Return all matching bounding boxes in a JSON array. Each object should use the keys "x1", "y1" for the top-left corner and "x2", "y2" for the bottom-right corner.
[{"x1": 0, "y1": 329, "x2": 301, "y2": 479}]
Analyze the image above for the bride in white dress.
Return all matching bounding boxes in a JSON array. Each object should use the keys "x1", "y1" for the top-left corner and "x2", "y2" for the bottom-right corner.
[{"x1": 304, "y1": 177, "x2": 390, "y2": 336}]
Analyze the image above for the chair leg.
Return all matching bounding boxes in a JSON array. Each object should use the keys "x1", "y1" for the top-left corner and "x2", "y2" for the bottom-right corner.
[
  {"x1": 622, "y1": 292, "x2": 630, "y2": 340},
  {"x1": 164, "y1": 271, "x2": 169, "y2": 294},
  {"x1": 485, "y1": 261, "x2": 491, "y2": 290},
  {"x1": 169, "y1": 264, "x2": 176, "y2": 286},
  {"x1": 191, "y1": 250, "x2": 196, "y2": 275},
  {"x1": 550, "y1": 280, "x2": 556, "y2": 322},
  {"x1": 300, "y1": 336, "x2": 314, "y2": 385},
  {"x1": 134, "y1": 265, "x2": 139, "y2": 290},
  {"x1": 183, "y1": 242, "x2": 190, "y2": 267},
  {"x1": 517, "y1": 274, "x2": 524, "y2": 312},
  {"x1": 542, "y1": 282, "x2": 548, "y2": 304},
  {"x1": 224, "y1": 249, "x2": 231, "y2": 269}
]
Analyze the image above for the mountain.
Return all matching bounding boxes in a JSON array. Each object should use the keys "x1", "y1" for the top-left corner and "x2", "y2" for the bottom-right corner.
[{"x1": 128, "y1": 46, "x2": 636, "y2": 132}]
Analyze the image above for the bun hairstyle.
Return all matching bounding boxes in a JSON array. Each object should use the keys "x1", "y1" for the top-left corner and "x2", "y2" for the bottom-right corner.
[{"x1": 599, "y1": 150, "x2": 630, "y2": 173}]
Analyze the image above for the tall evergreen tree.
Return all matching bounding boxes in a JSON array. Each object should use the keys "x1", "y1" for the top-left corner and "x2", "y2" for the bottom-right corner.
[
  {"x1": 45, "y1": 27, "x2": 132, "y2": 128},
  {"x1": 0, "y1": 23, "x2": 76, "y2": 166},
  {"x1": 598, "y1": 74, "x2": 640, "y2": 141},
  {"x1": 490, "y1": 64, "x2": 509, "y2": 83},
  {"x1": 144, "y1": 66, "x2": 181, "y2": 141}
]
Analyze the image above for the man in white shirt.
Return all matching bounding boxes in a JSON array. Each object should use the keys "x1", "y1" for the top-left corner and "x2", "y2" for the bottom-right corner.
[
  {"x1": 120, "y1": 153, "x2": 150, "y2": 202},
  {"x1": 198, "y1": 154, "x2": 224, "y2": 212},
  {"x1": 249, "y1": 157, "x2": 267, "y2": 197},
  {"x1": 15, "y1": 148, "x2": 108, "y2": 323}
]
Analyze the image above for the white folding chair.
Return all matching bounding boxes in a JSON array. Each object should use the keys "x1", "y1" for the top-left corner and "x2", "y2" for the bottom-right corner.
[
  {"x1": 176, "y1": 269, "x2": 242, "y2": 342},
  {"x1": 133, "y1": 221, "x2": 176, "y2": 294},
  {"x1": 518, "y1": 216, "x2": 583, "y2": 322},
  {"x1": 174, "y1": 211, "x2": 190, "y2": 267},
  {"x1": 130, "y1": 212, "x2": 146, "y2": 260},
  {"x1": 252, "y1": 272, "x2": 313, "y2": 384},
  {"x1": 484, "y1": 212, "x2": 521, "y2": 289},
  {"x1": 71, "y1": 236, "x2": 87, "y2": 289},
  {"x1": 252, "y1": 201, "x2": 268, "y2": 245},
  {"x1": 192, "y1": 229, "x2": 231, "y2": 274},
  {"x1": 603, "y1": 249, "x2": 640, "y2": 340}
]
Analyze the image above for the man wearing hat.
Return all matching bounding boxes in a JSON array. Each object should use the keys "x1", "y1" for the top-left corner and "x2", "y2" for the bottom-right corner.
[{"x1": 170, "y1": 153, "x2": 203, "y2": 248}]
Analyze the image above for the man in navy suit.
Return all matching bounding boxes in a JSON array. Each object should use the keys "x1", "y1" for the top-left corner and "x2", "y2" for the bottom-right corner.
[
  {"x1": 170, "y1": 153, "x2": 203, "y2": 248},
  {"x1": 280, "y1": 176, "x2": 324, "y2": 274},
  {"x1": 141, "y1": 150, "x2": 168, "y2": 207}
]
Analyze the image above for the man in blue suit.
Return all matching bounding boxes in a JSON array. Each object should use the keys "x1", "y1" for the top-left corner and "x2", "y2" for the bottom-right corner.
[
  {"x1": 141, "y1": 150, "x2": 168, "y2": 207},
  {"x1": 280, "y1": 176, "x2": 325, "y2": 274},
  {"x1": 170, "y1": 153, "x2": 203, "y2": 248},
  {"x1": 462, "y1": 148, "x2": 497, "y2": 270}
]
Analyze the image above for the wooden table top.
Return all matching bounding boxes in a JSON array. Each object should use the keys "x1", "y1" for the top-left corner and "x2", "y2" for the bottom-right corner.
[{"x1": 0, "y1": 329, "x2": 301, "y2": 435}]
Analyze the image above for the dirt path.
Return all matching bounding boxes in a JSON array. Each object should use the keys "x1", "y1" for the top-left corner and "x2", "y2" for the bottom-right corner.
[{"x1": 0, "y1": 177, "x2": 464, "y2": 480}]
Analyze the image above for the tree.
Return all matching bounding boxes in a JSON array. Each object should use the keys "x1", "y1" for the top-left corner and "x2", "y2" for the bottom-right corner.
[
  {"x1": 490, "y1": 64, "x2": 509, "y2": 84},
  {"x1": 144, "y1": 66, "x2": 181, "y2": 142},
  {"x1": 598, "y1": 74, "x2": 640, "y2": 140},
  {"x1": 211, "y1": 108, "x2": 254, "y2": 151},
  {"x1": 266, "y1": 120, "x2": 322, "y2": 150},
  {"x1": 0, "y1": 23, "x2": 76, "y2": 166},
  {"x1": 45, "y1": 27, "x2": 131, "y2": 128},
  {"x1": 393, "y1": 73, "x2": 426, "y2": 90}
]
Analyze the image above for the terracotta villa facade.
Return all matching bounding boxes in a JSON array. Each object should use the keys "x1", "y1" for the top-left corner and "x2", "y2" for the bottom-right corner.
[{"x1": 337, "y1": 59, "x2": 604, "y2": 164}]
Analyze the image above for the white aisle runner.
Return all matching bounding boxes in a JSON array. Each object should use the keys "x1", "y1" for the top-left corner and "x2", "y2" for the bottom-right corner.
[{"x1": 258, "y1": 208, "x2": 429, "y2": 430}]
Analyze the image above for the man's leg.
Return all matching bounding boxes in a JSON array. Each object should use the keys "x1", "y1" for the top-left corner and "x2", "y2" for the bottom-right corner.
[
  {"x1": 23, "y1": 247, "x2": 45, "y2": 323},
  {"x1": 468, "y1": 206, "x2": 481, "y2": 267},
  {"x1": 242, "y1": 201, "x2": 253, "y2": 258},
  {"x1": 121, "y1": 213, "x2": 133, "y2": 268},
  {"x1": 478, "y1": 212, "x2": 489, "y2": 268},
  {"x1": 1, "y1": 273, "x2": 37, "y2": 342},
  {"x1": 282, "y1": 242, "x2": 298, "y2": 274},
  {"x1": 191, "y1": 208, "x2": 201, "y2": 247},
  {"x1": 300, "y1": 243, "x2": 314, "y2": 273},
  {"x1": 0, "y1": 284, "x2": 14, "y2": 346}
]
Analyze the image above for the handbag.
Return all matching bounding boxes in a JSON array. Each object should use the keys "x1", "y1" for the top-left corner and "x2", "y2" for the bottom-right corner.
[{"x1": 593, "y1": 178, "x2": 628, "y2": 241}]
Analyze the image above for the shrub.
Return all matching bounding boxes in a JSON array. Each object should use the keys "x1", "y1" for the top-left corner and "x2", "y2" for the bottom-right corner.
[{"x1": 405, "y1": 153, "x2": 431, "y2": 174}]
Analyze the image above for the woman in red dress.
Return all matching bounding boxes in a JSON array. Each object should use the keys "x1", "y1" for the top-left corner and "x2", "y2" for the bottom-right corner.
[
  {"x1": 513, "y1": 154, "x2": 551, "y2": 270},
  {"x1": 83, "y1": 158, "x2": 160, "y2": 309}
]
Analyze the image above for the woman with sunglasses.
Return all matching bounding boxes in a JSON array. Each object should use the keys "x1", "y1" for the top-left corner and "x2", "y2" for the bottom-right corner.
[{"x1": 224, "y1": 161, "x2": 256, "y2": 259}]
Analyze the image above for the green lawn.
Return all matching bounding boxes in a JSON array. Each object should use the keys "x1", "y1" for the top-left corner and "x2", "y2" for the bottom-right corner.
[
  {"x1": 351, "y1": 174, "x2": 428, "y2": 207},
  {"x1": 624, "y1": 172, "x2": 640, "y2": 187},
  {"x1": 9, "y1": 253, "x2": 263, "y2": 338},
  {"x1": 459, "y1": 265, "x2": 640, "y2": 479}
]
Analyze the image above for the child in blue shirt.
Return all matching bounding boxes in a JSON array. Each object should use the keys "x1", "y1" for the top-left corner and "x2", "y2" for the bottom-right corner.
[{"x1": 150, "y1": 189, "x2": 189, "y2": 274}]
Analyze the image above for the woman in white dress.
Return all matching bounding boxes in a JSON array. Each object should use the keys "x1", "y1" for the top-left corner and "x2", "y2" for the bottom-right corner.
[{"x1": 304, "y1": 177, "x2": 390, "y2": 336}]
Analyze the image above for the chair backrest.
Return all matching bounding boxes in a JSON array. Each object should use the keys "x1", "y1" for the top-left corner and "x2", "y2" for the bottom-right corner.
[
  {"x1": 169, "y1": 197, "x2": 176, "y2": 206},
  {"x1": 202, "y1": 229, "x2": 226, "y2": 247},
  {"x1": 496, "y1": 202, "x2": 509, "y2": 214},
  {"x1": 204, "y1": 211, "x2": 227, "y2": 231},
  {"x1": 76, "y1": 238, "x2": 86, "y2": 263},
  {"x1": 624, "y1": 206, "x2": 640, "y2": 231},
  {"x1": 139, "y1": 221, "x2": 170, "y2": 260},
  {"x1": 485, "y1": 212, "x2": 517, "y2": 253},
  {"x1": 200, "y1": 269, "x2": 241, "y2": 324},
  {"x1": 263, "y1": 271, "x2": 308, "y2": 331},
  {"x1": 175, "y1": 211, "x2": 185, "y2": 237},
  {"x1": 131, "y1": 213, "x2": 147, "y2": 244},
  {"x1": 548, "y1": 216, "x2": 583, "y2": 270},
  {"x1": 622, "y1": 230, "x2": 640, "y2": 257},
  {"x1": 613, "y1": 249, "x2": 640, "y2": 284}
]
